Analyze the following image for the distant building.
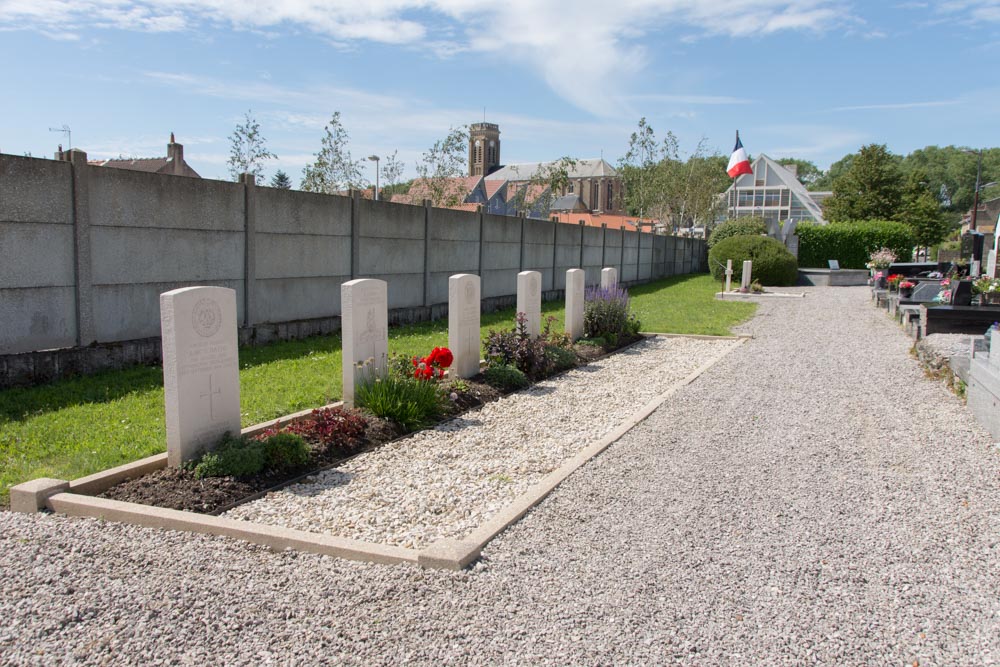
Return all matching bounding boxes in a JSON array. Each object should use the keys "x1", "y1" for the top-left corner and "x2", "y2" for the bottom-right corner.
[
  {"x1": 722, "y1": 154, "x2": 826, "y2": 224},
  {"x1": 962, "y1": 196, "x2": 999, "y2": 235},
  {"x1": 84, "y1": 133, "x2": 200, "y2": 178}
]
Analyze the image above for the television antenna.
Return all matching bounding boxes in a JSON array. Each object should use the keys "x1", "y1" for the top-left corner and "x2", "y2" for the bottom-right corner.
[{"x1": 49, "y1": 125, "x2": 71, "y2": 150}]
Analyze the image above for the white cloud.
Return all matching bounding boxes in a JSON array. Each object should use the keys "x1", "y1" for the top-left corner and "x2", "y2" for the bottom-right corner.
[
  {"x1": 830, "y1": 100, "x2": 961, "y2": 111},
  {"x1": 1, "y1": 0, "x2": 856, "y2": 114}
]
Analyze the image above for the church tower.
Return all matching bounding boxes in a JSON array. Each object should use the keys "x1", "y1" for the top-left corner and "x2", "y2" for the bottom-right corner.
[{"x1": 468, "y1": 122, "x2": 500, "y2": 177}]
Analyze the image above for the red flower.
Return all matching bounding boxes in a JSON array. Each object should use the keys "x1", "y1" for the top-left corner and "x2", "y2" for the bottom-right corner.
[{"x1": 434, "y1": 347, "x2": 454, "y2": 368}]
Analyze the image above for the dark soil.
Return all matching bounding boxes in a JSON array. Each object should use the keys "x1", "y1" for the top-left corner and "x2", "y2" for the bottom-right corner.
[{"x1": 96, "y1": 339, "x2": 640, "y2": 515}]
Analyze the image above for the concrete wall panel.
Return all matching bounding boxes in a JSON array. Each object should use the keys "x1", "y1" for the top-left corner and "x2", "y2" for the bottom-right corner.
[
  {"x1": 256, "y1": 233, "x2": 351, "y2": 279},
  {"x1": 0, "y1": 287, "x2": 76, "y2": 354},
  {"x1": 359, "y1": 237, "x2": 424, "y2": 275},
  {"x1": 481, "y1": 242, "x2": 520, "y2": 271},
  {"x1": 256, "y1": 276, "x2": 348, "y2": 322},
  {"x1": 364, "y1": 273, "x2": 424, "y2": 310},
  {"x1": 0, "y1": 222, "x2": 75, "y2": 288},
  {"x1": 360, "y1": 199, "x2": 424, "y2": 240},
  {"x1": 90, "y1": 226, "x2": 244, "y2": 284},
  {"x1": 431, "y1": 208, "x2": 479, "y2": 241},
  {"x1": 483, "y1": 215, "x2": 521, "y2": 243},
  {"x1": 257, "y1": 187, "x2": 351, "y2": 237},
  {"x1": 428, "y1": 240, "x2": 479, "y2": 273},
  {"x1": 0, "y1": 155, "x2": 72, "y2": 224},
  {"x1": 482, "y1": 269, "x2": 517, "y2": 299}
]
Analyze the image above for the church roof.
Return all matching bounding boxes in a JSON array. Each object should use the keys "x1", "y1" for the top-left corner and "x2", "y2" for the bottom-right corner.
[{"x1": 486, "y1": 158, "x2": 617, "y2": 182}]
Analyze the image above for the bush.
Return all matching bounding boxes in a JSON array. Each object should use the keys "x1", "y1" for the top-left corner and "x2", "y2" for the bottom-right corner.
[
  {"x1": 261, "y1": 432, "x2": 310, "y2": 469},
  {"x1": 583, "y1": 284, "x2": 640, "y2": 340},
  {"x1": 193, "y1": 434, "x2": 266, "y2": 479},
  {"x1": 707, "y1": 217, "x2": 767, "y2": 249},
  {"x1": 255, "y1": 407, "x2": 368, "y2": 456},
  {"x1": 796, "y1": 220, "x2": 914, "y2": 269},
  {"x1": 354, "y1": 367, "x2": 446, "y2": 432},
  {"x1": 546, "y1": 344, "x2": 578, "y2": 373},
  {"x1": 484, "y1": 312, "x2": 553, "y2": 380},
  {"x1": 482, "y1": 365, "x2": 529, "y2": 392},
  {"x1": 709, "y1": 235, "x2": 799, "y2": 286}
]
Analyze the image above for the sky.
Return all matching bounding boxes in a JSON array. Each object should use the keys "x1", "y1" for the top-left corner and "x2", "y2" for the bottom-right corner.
[{"x1": 1, "y1": 0, "x2": 998, "y2": 185}]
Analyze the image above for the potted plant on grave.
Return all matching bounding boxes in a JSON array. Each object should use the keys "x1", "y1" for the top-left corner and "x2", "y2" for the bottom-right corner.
[
  {"x1": 866, "y1": 248, "x2": 896, "y2": 288},
  {"x1": 972, "y1": 276, "x2": 1000, "y2": 306},
  {"x1": 886, "y1": 274, "x2": 904, "y2": 292},
  {"x1": 899, "y1": 280, "x2": 916, "y2": 299}
]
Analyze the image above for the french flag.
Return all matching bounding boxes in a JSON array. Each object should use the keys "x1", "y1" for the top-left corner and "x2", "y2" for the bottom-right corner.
[{"x1": 727, "y1": 132, "x2": 753, "y2": 178}]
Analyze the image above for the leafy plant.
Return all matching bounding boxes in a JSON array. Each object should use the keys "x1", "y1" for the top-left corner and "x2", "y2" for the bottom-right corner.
[
  {"x1": 482, "y1": 365, "x2": 529, "y2": 392},
  {"x1": 707, "y1": 217, "x2": 767, "y2": 249},
  {"x1": 796, "y1": 221, "x2": 914, "y2": 269},
  {"x1": 584, "y1": 284, "x2": 640, "y2": 340},
  {"x1": 255, "y1": 406, "x2": 368, "y2": 455},
  {"x1": 193, "y1": 433, "x2": 266, "y2": 479},
  {"x1": 708, "y1": 235, "x2": 798, "y2": 286},
  {"x1": 261, "y1": 432, "x2": 310, "y2": 469},
  {"x1": 546, "y1": 345, "x2": 578, "y2": 373},
  {"x1": 484, "y1": 313, "x2": 553, "y2": 379},
  {"x1": 354, "y1": 366, "x2": 446, "y2": 432}
]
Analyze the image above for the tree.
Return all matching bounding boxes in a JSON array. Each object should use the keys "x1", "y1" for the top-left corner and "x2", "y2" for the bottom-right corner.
[
  {"x1": 822, "y1": 144, "x2": 904, "y2": 222},
  {"x1": 896, "y1": 169, "x2": 949, "y2": 249},
  {"x1": 380, "y1": 150, "x2": 405, "y2": 194},
  {"x1": 227, "y1": 110, "x2": 276, "y2": 182},
  {"x1": 776, "y1": 158, "x2": 823, "y2": 187},
  {"x1": 415, "y1": 126, "x2": 468, "y2": 207},
  {"x1": 618, "y1": 118, "x2": 665, "y2": 219},
  {"x1": 300, "y1": 112, "x2": 366, "y2": 194},
  {"x1": 269, "y1": 170, "x2": 292, "y2": 189}
]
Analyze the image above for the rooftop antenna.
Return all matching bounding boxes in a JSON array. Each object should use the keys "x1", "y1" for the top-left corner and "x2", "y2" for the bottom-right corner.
[
  {"x1": 49, "y1": 124, "x2": 71, "y2": 151},
  {"x1": 483, "y1": 107, "x2": 486, "y2": 122}
]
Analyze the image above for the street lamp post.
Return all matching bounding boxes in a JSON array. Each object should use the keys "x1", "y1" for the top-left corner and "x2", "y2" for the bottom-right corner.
[{"x1": 368, "y1": 155, "x2": 380, "y2": 201}]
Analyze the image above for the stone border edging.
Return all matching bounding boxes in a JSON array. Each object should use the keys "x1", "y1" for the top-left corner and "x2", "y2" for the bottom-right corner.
[{"x1": 17, "y1": 334, "x2": 747, "y2": 570}]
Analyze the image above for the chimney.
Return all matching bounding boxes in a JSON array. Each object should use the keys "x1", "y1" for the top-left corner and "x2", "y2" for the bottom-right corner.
[{"x1": 167, "y1": 132, "x2": 183, "y2": 175}]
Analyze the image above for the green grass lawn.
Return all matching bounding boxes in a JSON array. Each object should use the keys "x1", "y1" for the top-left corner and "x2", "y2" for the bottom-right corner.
[{"x1": 0, "y1": 273, "x2": 751, "y2": 503}]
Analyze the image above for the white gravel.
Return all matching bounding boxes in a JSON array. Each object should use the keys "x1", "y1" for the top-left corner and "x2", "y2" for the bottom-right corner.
[
  {"x1": 2, "y1": 285, "x2": 998, "y2": 666},
  {"x1": 224, "y1": 336, "x2": 737, "y2": 548}
]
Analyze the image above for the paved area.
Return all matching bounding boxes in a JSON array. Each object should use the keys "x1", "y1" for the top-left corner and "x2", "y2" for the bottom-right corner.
[{"x1": 2, "y1": 286, "x2": 997, "y2": 666}]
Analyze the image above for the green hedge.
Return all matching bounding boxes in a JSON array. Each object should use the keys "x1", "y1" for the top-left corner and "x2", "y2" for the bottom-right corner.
[
  {"x1": 708, "y1": 235, "x2": 799, "y2": 286},
  {"x1": 797, "y1": 221, "x2": 914, "y2": 269},
  {"x1": 707, "y1": 217, "x2": 767, "y2": 249}
]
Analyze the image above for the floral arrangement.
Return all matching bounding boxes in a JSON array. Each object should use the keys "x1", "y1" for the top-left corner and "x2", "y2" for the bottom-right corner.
[
  {"x1": 412, "y1": 346, "x2": 453, "y2": 380},
  {"x1": 866, "y1": 248, "x2": 897, "y2": 271},
  {"x1": 886, "y1": 274, "x2": 904, "y2": 290},
  {"x1": 973, "y1": 277, "x2": 1000, "y2": 294},
  {"x1": 899, "y1": 280, "x2": 915, "y2": 290}
]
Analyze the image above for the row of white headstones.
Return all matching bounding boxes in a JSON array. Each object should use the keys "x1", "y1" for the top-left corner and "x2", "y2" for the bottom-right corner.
[{"x1": 160, "y1": 267, "x2": 623, "y2": 467}]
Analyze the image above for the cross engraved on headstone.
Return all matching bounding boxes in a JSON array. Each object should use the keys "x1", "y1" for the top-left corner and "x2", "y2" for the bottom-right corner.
[
  {"x1": 199, "y1": 375, "x2": 221, "y2": 421},
  {"x1": 449, "y1": 274, "x2": 481, "y2": 378}
]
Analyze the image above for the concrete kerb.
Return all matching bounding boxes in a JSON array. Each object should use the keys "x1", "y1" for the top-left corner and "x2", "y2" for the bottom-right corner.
[{"x1": 20, "y1": 335, "x2": 747, "y2": 571}]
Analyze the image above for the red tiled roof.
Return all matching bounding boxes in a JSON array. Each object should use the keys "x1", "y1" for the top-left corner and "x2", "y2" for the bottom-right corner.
[
  {"x1": 551, "y1": 212, "x2": 658, "y2": 231},
  {"x1": 88, "y1": 157, "x2": 170, "y2": 172},
  {"x1": 394, "y1": 176, "x2": 482, "y2": 205},
  {"x1": 484, "y1": 179, "x2": 506, "y2": 199}
]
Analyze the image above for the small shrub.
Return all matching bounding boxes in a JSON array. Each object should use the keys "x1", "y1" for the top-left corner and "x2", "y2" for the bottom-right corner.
[
  {"x1": 193, "y1": 434, "x2": 266, "y2": 479},
  {"x1": 584, "y1": 284, "x2": 640, "y2": 340},
  {"x1": 577, "y1": 337, "x2": 605, "y2": 347},
  {"x1": 484, "y1": 312, "x2": 553, "y2": 380},
  {"x1": 255, "y1": 407, "x2": 368, "y2": 455},
  {"x1": 546, "y1": 345, "x2": 577, "y2": 373},
  {"x1": 707, "y1": 217, "x2": 767, "y2": 249},
  {"x1": 354, "y1": 366, "x2": 446, "y2": 432},
  {"x1": 482, "y1": 365, "x2": 529, "y2": 392},
  {"x1": 796, "y1": 220, "x2": 914, "y2": 269},
  {"x1": 708, "y1": 235, "x2": 798, "y2": 286},
  {"x1": 261, "y1": 432, "x2": 310, "y2": 469}
]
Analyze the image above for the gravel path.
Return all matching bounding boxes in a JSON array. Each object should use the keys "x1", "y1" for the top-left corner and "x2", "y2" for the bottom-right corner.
[
  {"x1": 2, "y1": 285, "x2": 998, "y2": 666},
  {"x1": 225, "y1": 336, "x2": 736, "y2": 549}
]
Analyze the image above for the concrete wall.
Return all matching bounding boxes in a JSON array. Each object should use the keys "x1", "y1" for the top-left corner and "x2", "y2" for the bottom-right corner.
[{"x1": 0, "y1": 151, "x2": 708, "y2": 380}]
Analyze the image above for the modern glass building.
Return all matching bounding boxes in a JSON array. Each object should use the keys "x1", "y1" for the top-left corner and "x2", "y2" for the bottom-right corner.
[{"x1": 723, "y1": 154, "x2": 828, "y2": 224}]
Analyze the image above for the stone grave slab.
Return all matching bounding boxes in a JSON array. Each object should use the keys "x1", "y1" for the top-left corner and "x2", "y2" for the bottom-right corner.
[
  {"x1": 160, "y1": 286, "x2": 241, "y2": 467},
  {"x1": 342, "y1": 279, "x2": 388, "y2": 407},
  {"x1": 601, "y1": 267, "x2": 618, "y2": 289},
  {"x1": 448, "y1": 274, "x2": 481, "y2": 378},
  {"x1": 565, "y1": 269, "x2": 585, "y2": 341},
  {"x1": 517, "y1": 270, "x2": 542, "y2": 338},
  {"x1": 741, "y1": 260, "x2": 753, "y2": 290}
]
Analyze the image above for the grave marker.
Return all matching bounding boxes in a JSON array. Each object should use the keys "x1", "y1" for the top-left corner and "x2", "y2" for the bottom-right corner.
[
  {"x1": 741, "y1": 260, "x2": 753, "y2": 290},
  {"x1": 565, "y1": 269, "x2": 585, "y2": 341},
  {"x1": 828, "y1": 260, "x2": 840, "y2": 270},
  {"x1": 342, "y1": 279, "x2": 388, "y2": 407},
  {"x1": 601, "y1": 267, "x2": 618, "y2": 289},
  {"x1": 725, "y1": 259, "x2": 733, "y2": 292},
  {"x1": 448, "y1": 274, "x2": 481, "y2": 378},
  {"x1": 517, "y1": 270, "x2": 542, "y2": 339},
  {"x1": 160, "y1": 286, "x2": 240, "y2": 467}
]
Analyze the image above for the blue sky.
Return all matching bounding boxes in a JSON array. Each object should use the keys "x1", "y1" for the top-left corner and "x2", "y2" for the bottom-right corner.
[{"x1": 1, "y1": 1, "x2": 997, "y2": 184}]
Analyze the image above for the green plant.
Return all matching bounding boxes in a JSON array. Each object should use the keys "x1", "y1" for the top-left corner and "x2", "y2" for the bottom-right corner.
[
  {"x1": 482, "y1": 365, "x2": 529, "y2": 392},
  {"x1": 261, "y1": 432, "x2": 310, "y2": 469},
  {"x1": 256, "y1": 406, "x2": 368, "y2": 455},
  {"x1": 749, "y1": 280, "x2": 764, "y2": 293},
  {"x1": 484, "y1": 313, "x2": 553, "y2": 379},
  {"x1": 354, "y1": 365, "x2": 446, "y2": 432},
  {"x1": 584, "y1": 284, "x2": 640, "y2": 341},
  {"x1": 448, "y1": 378, "x2": 470, "y2": 393},
  {"x1": 192, "y1": 433, "x2": 266, "y2": 479},
  {"x1": 546, "y1": 345, "x2": 578, "y2": 373},
  {"x1": 796, "y1": 221, "x2": 914, "y2": 269},
  {"x1": 577, "y1": 337, "x2": 605, "y2": 347},
  {"x1": 708, "y1": 235, "x2": 798, "y2": 286},
  {"x1": 707, "y1": 217, "x2": 767, "y2": 249}
]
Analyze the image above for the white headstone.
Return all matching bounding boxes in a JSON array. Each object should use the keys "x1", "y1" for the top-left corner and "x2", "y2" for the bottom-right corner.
[
  {"x1": 341, "y1": 279, "x2": 388, "y2": 407},
  {"x1": 517, "y1": 270, "x2": 542, "y2": 339},
  {"x1": 448, "y1": 274, "x2": 481, "y2": 378},
  {"x1": 601, "y1": 267, "x2": 618, "y2": 289},
  {"x1": 986, "y1": 249, "x2": 997, "y2": 280},
  {"x1": 971, "y1": 260, "x2": 981, "y2": 278},
  {"x1": 741, "y1": 260, "x2": 753, "y2": 290},
  {"x1": 160, "y1": 286, "x2": 241, "y2": 467},
  {"x1": 565, "y1": 269, "x2": 585, "y2": 341},
  {"x1": 725, "y1": 259, "x2": 733, "y2": 292}
]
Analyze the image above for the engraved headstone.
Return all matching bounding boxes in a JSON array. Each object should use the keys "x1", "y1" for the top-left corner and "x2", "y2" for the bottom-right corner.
[
  {"x1": 601, "y1": 267, "x2": 618, "y2": 289},
  {"x1": 908, "y1": 281, "x2": 942, "y2": 302},
  {"x1": 517, "y1": 270, "x2": 542, "y2": 339},
  {"x1": 987, "y1": 249, "x2": 997, "y2": 280},
  {"x1": 160, "y1": 286, "x2": 240, "y2": 467},
  {"x1": 565, "y1": 269, "x2": 585, "y2": 341},
  {"x1": 741, "y1": 260, "x2": 753, "y2": 290},
  {"x1": 448, "y1": 274, "x2": 481, "y2": 378},
  {"x1": 342, "y1": 279, "x2": 388, "y2": 407}
]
